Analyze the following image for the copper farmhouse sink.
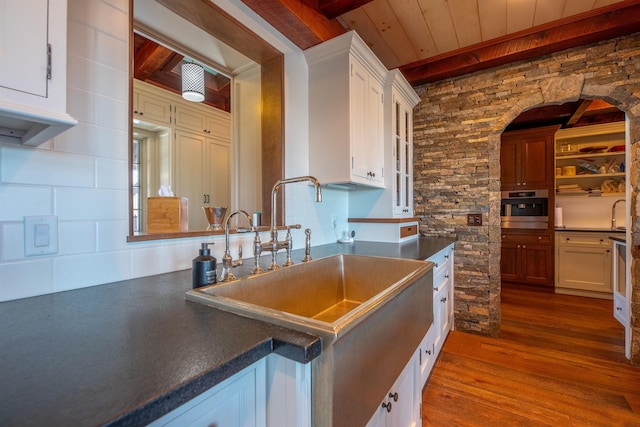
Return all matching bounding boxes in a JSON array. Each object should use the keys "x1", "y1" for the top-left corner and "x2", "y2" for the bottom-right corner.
[{"x1": 186, "y1": 254, "x2": 434, "y2": 427}]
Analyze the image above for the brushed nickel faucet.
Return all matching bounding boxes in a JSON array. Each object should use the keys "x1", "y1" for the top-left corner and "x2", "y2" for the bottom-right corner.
[
  {"x1": 611, "y1": 199, "x2": 626, "y2": 230},
  {"x1": 260, "y1": 176, "x2": 322, "y2": 270}
]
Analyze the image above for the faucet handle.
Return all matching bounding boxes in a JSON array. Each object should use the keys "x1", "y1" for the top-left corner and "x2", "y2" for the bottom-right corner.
[{"x1": 302, "y1": 228, "x2": 312, "y2": 262}]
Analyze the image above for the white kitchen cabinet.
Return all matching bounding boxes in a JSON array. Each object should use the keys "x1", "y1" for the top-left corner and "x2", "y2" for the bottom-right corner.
[
  {"x1": 175, "y1": 104, "x2": 231, "y2": 142},
  {"x1": 555, "y1": 231, "x2": 613, "y2": 297},
  {"x1": 174, "y1": 129, "x2": 230, "y2": 230},
  {"x1": 366, "y1": 350, "x2": 419, "y2": 427},
  {"x1": 0, "y1": 0, "x2": 76, "y2": 146},
  {"x1": 306, "y1": 31, "x2": 387, "y2": 188},
  {"x1": 387, "y1": 70, "x2": 420, "y2": 216},
  {"x1": 148, "y1": 359, "x2": 267, "y2": 427},
  {"x1": 133, "y1": 81, "x2": 173, "y2": 125},
  {"x1": 427, "y1": 244, "x2": 455, "y2": 357},
  {"x1": 613, "y1": 239, "x2": 628, "y2": 326}
]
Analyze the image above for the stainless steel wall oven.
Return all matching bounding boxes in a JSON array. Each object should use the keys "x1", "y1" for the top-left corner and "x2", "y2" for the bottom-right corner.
[{"x1": 500, "y1": 189, "x2": 549, "y2": 229}]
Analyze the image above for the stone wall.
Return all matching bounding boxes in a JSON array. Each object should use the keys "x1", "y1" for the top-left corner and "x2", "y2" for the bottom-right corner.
[{"x1": 412, "y1": 32, "x2": 640, "y2": 362}]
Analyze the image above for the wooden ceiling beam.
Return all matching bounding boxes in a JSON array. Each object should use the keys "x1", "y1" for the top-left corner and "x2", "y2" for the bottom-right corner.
[
  {"x1": 400, "y1": 1, "x2": 640, "y2": 86},
  {"x1": 134, "y1": 39, "x2": 175, "y2": 81},
  {"x1": 566, "y1": 100, "x2": 592, "y2": 126},
  {"x1": 240, "y1": 0, "x2": 345, "y2": 49},
  {"x1": 316, "y1": 0, "x2": 375, "y2": 20}
]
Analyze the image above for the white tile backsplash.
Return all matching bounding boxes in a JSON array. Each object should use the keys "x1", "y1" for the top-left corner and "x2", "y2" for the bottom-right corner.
[
  {"x1": 58, "y1": 221, "x2": 97, "y2": 255},
  {"x1": 53, "y1": 251, "x2": 132, "y2": 292},
  {"x1": 0, "y1": 185, "x2": 54, "y2": 221},
  {"x1": 1, "y1": 145, "x2": 95, "y2": 187},
  {"x1": 96, "y1": 157, "x2": 128, "y2": 190},
  {"x1": 1, "y1": 223, "x2": 25, "y2": 261},
  {"x1": 55, "y1": 188, "x2": 128, "y2": 221},
  {"x1": 0, "y1": 259, "x2": 54, "y2": 301}
]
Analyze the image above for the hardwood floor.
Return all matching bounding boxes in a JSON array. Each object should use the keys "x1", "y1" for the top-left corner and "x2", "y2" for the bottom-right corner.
[{"x1": 422, "y1": 283, "x2": 640, "y2": 426}]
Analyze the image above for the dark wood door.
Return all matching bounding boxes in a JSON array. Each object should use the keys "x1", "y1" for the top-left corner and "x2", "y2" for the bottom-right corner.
[
  {"x1": 520, "y1": 135, "x2": 552, "y2": 188},
  {"x1": 521, "y1": 243, "x2": 553, "y2": 286},
  {"x1": 500, "y1": 140, "x2": 519, "y2": 189},
  {"x1": 501, "y1": 242, "x2": 520, "y2": 282}
]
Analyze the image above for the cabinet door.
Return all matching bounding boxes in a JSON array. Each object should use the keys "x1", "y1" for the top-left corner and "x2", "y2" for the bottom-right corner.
[
  {"x1": 175, "y1": 105, "x2": 207, "y2": 132},
  {"x1": 500, "y1": 139, "x2": 519, "y2": 188},
  {"x1": 0, "y1": 0, "x2": 48, "y2": 96},
  {"x1": 174, "y1": 130, "x2": 207, "y2": 231},
  {"x1": 521, "y1": 243, "x2": 553, "y2": 286},
  {"x1": 520, "y1": 135, "x2": 551, "y2": 187},
  {"x1": 418, "y1": 326, "x2": 437, "y2": 389},
  {"x1": 393, "y1": 97, "x2": 413, "y2": 216},
  {"x1": 149, "y1": 361, "x2": 264, "y2": 427},
  {"x1": 350, "y1": 58, "x2": 384, "y2": 185},
  {"x1": 557, "y1": 244, "x2": 612, "y2": 292},
  {"x1": 206, "y1": 139, "x2": 231, "y2": 209},
  {"x1": 500, "y1": 242, "x2": 520, "y2": 282},
  {"x1": 135, "y1": 91, "x2": 173, "y2": 125},
  {"x1": 367, "y1": 353, "x2": 417, "y2": 427}
]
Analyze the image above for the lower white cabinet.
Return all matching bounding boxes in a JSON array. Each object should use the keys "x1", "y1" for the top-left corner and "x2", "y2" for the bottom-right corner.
[
  {"x1": 367, "y1": 243, "x2": 455, "y2": 427},
  {"x1": 613, "y1": 239, "x2": 628, "y2": 326},
  {"x1": 556, "y1": 231, "x2": 613, "y2": 296},
  {"x1": 366, "y1": 350, "x2": 419, "y2": 427},
  {"x1": 148, "y1": 359, "x2": 267, "y2": 427}
]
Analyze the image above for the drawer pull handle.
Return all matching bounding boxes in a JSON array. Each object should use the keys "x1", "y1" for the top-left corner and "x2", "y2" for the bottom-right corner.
[
  {"x1": 382, "y1": 402, "x2": 392, "y2": 412},
  {"x1": 389, "y1": 392, "x2": 399, "y2": 402}
]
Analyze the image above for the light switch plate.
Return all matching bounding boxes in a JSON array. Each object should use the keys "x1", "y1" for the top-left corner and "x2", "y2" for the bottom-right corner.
[
  {"x1": 467, "y1": 213, "x2": 482, "y2": 226},
  {"x1": 24, "y1": 215, "x2": 58, "y2": 256}
]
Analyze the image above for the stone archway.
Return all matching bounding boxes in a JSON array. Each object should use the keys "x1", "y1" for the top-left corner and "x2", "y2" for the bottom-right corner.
[{"x1": 495, "y1": 75, "x2": 639, "y2": 363}]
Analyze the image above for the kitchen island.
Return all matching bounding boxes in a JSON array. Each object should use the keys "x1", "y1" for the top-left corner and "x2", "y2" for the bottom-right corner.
[{"x1": 0, "y1": 237, "x2": 453, "y2": 427}]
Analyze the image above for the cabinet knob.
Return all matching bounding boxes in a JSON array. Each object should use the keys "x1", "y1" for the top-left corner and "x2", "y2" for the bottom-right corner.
[
  {"x1": 434, "y1": 286, "x2": 439, "y2": 292},
  {"x1": 617, "y1": 307, "x2": 623, "y2": 311},
  {"x1": 538, "y1": 236, "x2": 542, "y2": 240},
  {"x1": 382, "y1": 401, "x2": 392, "y2": 413},
  {"x1": 389, "y1": 392, "x2": 399, "y2": 402},
  {"x1": 445, "y1": 274, "x2": 449, "y2": 279},
  {"x1": 441, "y1": 297, "x2": 447, "y2": 303},
  {"x1": 425, "y1": 349, "x2": 432, "y2": 355}
]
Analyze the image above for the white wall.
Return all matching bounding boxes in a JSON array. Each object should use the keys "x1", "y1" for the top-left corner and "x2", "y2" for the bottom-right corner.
[{"x1": 0, "y1": 0, "x2": 347, "y2": 302}]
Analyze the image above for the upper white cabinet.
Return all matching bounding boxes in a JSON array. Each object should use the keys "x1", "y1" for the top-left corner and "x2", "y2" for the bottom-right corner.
[
  {"x1": 0, "y1": 0, "x2": 77, "y2": 146},
  {"x1": 306, "y1": 31, "x2": 387, "y2": 188},
  {"x1": 387, "y1": 70, "x2": 420, "y2": 217}
]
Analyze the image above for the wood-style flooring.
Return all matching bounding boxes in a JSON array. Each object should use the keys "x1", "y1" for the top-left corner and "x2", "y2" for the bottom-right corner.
[{"x1": 422, "y1": 283, "x2": 640, "y2": 426}]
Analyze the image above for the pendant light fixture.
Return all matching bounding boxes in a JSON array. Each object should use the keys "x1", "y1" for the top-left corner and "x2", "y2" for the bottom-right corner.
[{"x1": 181, "y1": 62, "x2": 205, "y2": 102}]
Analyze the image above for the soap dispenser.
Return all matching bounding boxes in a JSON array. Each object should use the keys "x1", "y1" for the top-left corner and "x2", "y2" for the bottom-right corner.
[{"x1": 192, "y1": 243, "x2": 217, "y2": 288}]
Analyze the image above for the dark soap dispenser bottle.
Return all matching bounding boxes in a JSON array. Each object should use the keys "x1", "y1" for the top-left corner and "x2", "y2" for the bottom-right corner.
[{"x1": 192, "y1": 243, "x2": 217, "y2": 288}]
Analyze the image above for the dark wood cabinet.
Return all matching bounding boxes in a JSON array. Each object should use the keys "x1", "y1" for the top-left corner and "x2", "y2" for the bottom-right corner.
[
  {"x1": 501, "y1": 125, "x2": 559, "y2": 190},
  {"x1": 501, "y1": 231, "x2": 554, "y2": 287}
]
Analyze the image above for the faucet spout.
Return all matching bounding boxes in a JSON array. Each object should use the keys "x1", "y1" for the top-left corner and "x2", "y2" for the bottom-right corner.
[
  {"x1": 270, "y1": 176, "x2": 322, "y2": 230},
  {"x1": 611, "y1": 199, "x2": 626, "y2": 230}
]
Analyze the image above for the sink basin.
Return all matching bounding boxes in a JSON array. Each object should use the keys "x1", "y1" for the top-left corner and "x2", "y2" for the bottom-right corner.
[{"x1": 186, "y1": 254, "x2": 434, "y2": 427}]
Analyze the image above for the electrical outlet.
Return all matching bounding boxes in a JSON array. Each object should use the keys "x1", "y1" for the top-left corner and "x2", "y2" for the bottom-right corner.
[{"x1": 467, "y1": 213, "x2": 482, "y2": 226}]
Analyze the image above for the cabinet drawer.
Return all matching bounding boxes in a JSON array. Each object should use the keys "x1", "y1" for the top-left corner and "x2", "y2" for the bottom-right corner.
[
  {"x1": 613, "y1": 293, "x2": 628, "y2": 326},
  {"x1": 556, "y1": 233, "x2": 612, "y2": 247},
  {"x1": 502, "y1": 233, "x2": 551, "y2": 244},
  {"x1": 400, "y1": 224, "x2": 417, "y2": 238}
]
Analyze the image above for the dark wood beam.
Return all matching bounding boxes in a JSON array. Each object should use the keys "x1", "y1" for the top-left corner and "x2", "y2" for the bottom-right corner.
[
  {"x1": 240, "y1": 0, "x2": 345, "y2": 49},
  {"x1": 317, "y1": 0, "x2": 375, "y2": 20},
  {"x1": 566, "y1": 100, "x2": 592, "y2": 126},
  {"x1": 400, "y1": 1, "x2": 640, "y2": 86},
  {"x1": 134, "y1": 39, "x2": 174, "y2": 81}
]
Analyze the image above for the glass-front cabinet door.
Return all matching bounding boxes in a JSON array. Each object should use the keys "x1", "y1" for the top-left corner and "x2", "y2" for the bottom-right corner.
[{"x1": 393, "y1": 96, "x2": 413, "y2": 216}]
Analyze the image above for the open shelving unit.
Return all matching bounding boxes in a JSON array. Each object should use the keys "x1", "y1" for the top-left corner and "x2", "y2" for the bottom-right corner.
[{"x1": 555, "y1": 122, "x2": 626, "y2": 197}]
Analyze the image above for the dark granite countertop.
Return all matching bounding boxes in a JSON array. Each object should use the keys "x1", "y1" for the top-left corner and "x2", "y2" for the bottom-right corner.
[
  {"x1": 0, "y1": 237, "x2": 454, "y2": 427},
  {"x1": 555, "y1": 227, "x2": 626, "y2": 233}
]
